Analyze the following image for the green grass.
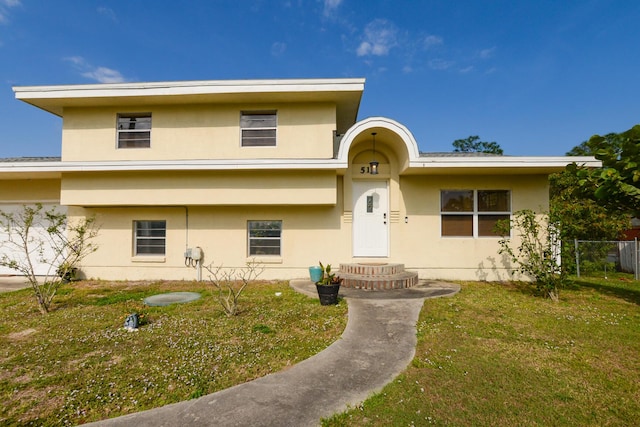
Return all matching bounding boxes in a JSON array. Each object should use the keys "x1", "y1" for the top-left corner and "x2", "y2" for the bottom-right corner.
[
  {"x1": 323, "y1": 276, "x2": 640, "y2": 426},
  {"x1": 0, "y1": 280, "x2": 347, "y2": 426}
]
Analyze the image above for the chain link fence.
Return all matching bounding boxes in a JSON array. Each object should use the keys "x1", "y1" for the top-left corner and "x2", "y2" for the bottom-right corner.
[{"x1": 574, "y1": 239, "x2": 639, "y2": 280}]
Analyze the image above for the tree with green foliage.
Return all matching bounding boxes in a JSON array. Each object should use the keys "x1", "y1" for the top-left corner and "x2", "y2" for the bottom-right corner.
[
  {"x1": 550, "y1": 128, "x2": 636, "y2": 274},
  {"x1": 0, "y1": 204, "x2": 99, "y2": 314},
  {"x1": 565, "y1": 132, "x2": 623, "y2": 156},
  {"x1": 568, "y1": 125, "x2": 640, "y2": 216},
  {"x1": 550, "y1": 166, "x2": 629, "y2": 273},
  {"x1": 496, "y1": 210, "x2": 564, "y2": 301},
  {"x1": 452, "y1": 135, "x2": 504, "y2": 155}
]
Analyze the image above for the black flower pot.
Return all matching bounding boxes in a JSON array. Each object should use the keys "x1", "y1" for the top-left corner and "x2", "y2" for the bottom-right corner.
[{"x1": 316, "y1": 283, "x2": 341, "y2": 305}]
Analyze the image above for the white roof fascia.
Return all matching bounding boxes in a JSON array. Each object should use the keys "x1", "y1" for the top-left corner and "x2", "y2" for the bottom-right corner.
[
  {"x1": 0, "y1": 156, "x2": 600, "y2": 174},
  {"x1": 411, "y1": 156, "x2": 602, "y2": 169},
  {"x1": 0, "y1": 159, "x2": 349, "y2": 173},
  {"x1": 13, "y1": 78, "x2": 366, "y2": 100}
]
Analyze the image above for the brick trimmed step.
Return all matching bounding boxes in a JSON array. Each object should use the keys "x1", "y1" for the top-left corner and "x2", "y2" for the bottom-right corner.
[{"x1": 338, "y1": 263, "x2": 419, "y2": 290}]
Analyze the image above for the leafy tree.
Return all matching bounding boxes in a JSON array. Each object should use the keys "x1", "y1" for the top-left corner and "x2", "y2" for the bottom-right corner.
[
  {"x1": 551, "y1": 131, "x2": 630, "y2": 273},
  {"x1": 549, "y1": 168, "x2": 629, "y2": 273},
  {"x1": 565, "y1": 132, "x2": 623, "y2": 156},
  {"x1": 568, "y1": 125, "x2": 640, "y2": 216},
  {"x1": 452, "y1": 135, "x2": 503, "y2": 155},
  {"x1": 496, "y1": 210, "x2": 564, "y2": 301},
  {"x1": 0, "y1": 204, "x2": 99, "y2": 314}
]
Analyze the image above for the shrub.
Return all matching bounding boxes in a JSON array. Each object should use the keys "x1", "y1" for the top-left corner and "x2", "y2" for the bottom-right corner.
[{"x1": 496, "y1": 210, "x2": 565, "y2": 301}]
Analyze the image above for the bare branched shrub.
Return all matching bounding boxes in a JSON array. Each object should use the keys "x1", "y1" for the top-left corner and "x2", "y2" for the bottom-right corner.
[
  {"x1": 204, "y1": 260, "x2": 265, "y2": 317},
  {"x1": 0, "y1": 204, "x2": 99, "y2": 314}
]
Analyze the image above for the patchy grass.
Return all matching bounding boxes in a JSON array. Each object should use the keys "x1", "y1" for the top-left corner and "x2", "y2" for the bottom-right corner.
[
  {"x1": 0, "y1": 280, "x2": 347, "y2": 426},
  {"x1": 323, "y1": 277, "x2": 640, "y2": 426}
]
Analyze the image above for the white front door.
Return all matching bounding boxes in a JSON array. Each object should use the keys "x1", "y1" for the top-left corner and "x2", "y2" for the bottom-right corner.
[{"x1": 352, "y1": 180, "x2": 388, "y2": 257}]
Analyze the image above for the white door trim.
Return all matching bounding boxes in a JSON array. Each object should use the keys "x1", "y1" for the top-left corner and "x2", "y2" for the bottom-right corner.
[{"x1": 352, "y1": 180, "x2": 389, "y2": 257}]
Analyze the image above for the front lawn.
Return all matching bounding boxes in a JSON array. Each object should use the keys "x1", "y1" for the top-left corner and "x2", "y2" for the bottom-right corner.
[
  {"x1": 0, "y1": 280, "x2": 347, "y2": 426},
  {"x1": 324, "y1": 277, "x2": 640, "y2": 426}
]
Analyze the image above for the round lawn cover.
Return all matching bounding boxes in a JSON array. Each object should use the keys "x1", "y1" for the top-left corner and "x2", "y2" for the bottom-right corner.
[{"x1": 144, "y1": 292, "x2": 202, "y2": 307}]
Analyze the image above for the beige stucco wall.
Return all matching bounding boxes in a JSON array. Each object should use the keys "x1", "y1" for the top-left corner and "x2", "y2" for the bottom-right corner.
[
  {"x1": 70, "y1": 173, "x2": 549, "y2": 282},
  {"x1": 61, "y1": 103, "x2": 336, "y2": 161},
  {"x1": 71, "y1": 182, "x2": 351, "y2": 280},
  {"x1": 0, "y1": 179, "x2": 60, "y2": 203},
  {"x1": 60, "y1": 171, "x2": 337, "y2": 206},
  {"x1": 394, "y1": 174, "x2": 549, "y2": 281}
]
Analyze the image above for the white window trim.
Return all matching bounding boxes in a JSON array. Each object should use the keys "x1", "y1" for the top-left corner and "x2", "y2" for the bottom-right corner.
[
  {"x1": 133, "y1": 220, "x2": 167, "y2": 257},
  {"x1": 247, "y1": 220, "x2": 282, "y2": 257},
  {"x1": 440, "y1": 190, "x2": 511, "y2": 238},
  {"x1": 117, "y1": 113, "x2": 152, "y2": 149},
  {"x1": 240, "y1": 111, "x2": 278, "y2": 148}
]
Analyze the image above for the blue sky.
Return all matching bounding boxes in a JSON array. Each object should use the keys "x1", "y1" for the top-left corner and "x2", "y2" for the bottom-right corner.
[{"x1": 1, "y1": 0, "x2": 639, "y2": 158}]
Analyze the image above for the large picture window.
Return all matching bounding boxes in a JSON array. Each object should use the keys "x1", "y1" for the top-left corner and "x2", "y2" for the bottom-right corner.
[
  {"x1": 134, "y1": 220, "x2": 166, "y2": 255},
  {"x1": 241, "y1": 111, "x2": 277, "y2": 147},
  {"x1": 117, "y1": 113, "x2": 151, "y2": 148},
  {"x1": 441, "y1": 190, "x2": 510, "y2": 237},
  {"x1": 248, "y1": 220, "x2": 282, "y2": 256}
]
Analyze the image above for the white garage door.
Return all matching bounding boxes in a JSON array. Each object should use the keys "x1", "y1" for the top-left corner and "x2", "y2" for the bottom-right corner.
[{"x1": 0, "y1": 204, "x2": 67, "y2": 276}]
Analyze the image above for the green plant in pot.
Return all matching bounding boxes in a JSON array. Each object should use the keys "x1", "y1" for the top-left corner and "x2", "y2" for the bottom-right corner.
[{"x1": 315, "y1": 262, "x2": 342, "y2": 305}]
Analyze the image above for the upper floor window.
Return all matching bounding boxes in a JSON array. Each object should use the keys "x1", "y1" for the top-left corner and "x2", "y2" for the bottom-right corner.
[
  {"x1": 117, "y1": 113, "x2": 151, "y2": 148},
  {"x1": 240, "y1": 111, "x2": 277, "y2": 147},
  {"x1": 441, "y1": 190, "x2": 511, "y2": 237}
]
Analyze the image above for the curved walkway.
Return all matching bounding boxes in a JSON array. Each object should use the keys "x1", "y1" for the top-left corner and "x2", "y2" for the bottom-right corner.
[{"x1": 86, "y1": 279, "x2": 460, "y2": 427}]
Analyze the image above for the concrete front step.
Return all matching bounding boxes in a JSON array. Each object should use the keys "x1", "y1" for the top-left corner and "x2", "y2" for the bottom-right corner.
[
  {"x1": 340, "y1": 262, "x2": 405, "y2": 276},
  {"x1": 338, "y1": 263, "x2": 419, "y2": 290}
]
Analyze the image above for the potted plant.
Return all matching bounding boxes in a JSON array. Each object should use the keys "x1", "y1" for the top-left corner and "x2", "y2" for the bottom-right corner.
[{"x1": 315, "y1": 261, "x2": 342, "y2": 305}]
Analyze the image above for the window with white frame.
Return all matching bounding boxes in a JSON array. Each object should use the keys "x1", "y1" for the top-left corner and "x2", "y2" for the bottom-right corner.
[
  {"x1": 248, "y1": 220, "x2": 282, "y2": 256},
  {"x1": 440, "y1": 190, "x2": 511, "y2": 237},
  {"x1": 240, "y1": 111, "x2": 277, "y2": 147},
  {"x1": 117, "y1": 113, "x2": 151, "y2": 148},
  {"x1": 134, "y1": 220, "x2": 166, "y2": 255}
]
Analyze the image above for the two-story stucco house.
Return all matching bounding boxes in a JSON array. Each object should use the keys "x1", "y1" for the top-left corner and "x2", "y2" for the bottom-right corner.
[{"x1": 0, "y1": 78, "x2": 598, "y2": 283}]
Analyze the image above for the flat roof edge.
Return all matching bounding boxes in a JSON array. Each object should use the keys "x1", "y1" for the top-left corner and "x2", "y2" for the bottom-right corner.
[
  {"x1": 13, "y1": 78, "x2": 366, "y2": 99},
  {"x1": 411, "y1": 156, "x2": 601, "y2": 168}
]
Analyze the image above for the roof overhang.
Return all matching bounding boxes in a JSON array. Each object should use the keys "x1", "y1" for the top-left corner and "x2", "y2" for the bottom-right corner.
[
  {"x1": 0, "y1": 155, "x2": 601, "y2": 180},
  {"x1": 407, "y1": 156, "x2": 602, "y2": 175},
  {"x1": 0, "y1": 159, "x2": 347, "y2": 179},
  {"x1": 13, "y1": 78, "x2": 365, "y2": 134}
]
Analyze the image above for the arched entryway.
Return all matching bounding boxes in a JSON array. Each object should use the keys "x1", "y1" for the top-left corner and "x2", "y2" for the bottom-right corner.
[{"x1": 338, "y1": 117, "x2": 419, "y2": 258}]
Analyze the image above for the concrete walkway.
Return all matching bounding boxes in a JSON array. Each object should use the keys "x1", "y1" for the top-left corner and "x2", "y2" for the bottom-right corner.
[
  {"x1": 84, "y1": 279, "x2": 461, "y2": 427},
  {"x1": 0, "y1": 275, "x2": 32, "y2": 293}
]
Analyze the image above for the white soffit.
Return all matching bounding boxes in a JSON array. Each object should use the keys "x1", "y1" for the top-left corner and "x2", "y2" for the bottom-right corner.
[
  {"x1": 408, "y1": 155, "x2": 601, "y2": 174},
  {"x1": 13, "y1": 78, "x2": 365, "y2": 115},
  {"x1": 0, "y1": 156, "x2": 600, "y2": 177},
  {"x1": 0, "y1": 159, "x2": 347, "y2": 175}
]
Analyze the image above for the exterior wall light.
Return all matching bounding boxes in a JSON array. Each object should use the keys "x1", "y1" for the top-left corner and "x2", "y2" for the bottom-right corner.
[{"x1": 369, "y1": 132, "x2": 379, "y2": 175}]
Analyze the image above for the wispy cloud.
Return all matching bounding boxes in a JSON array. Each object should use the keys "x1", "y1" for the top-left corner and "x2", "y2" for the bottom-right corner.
[
  {"x1": 323, "y1": 0, "x2": 342, "y2": 17},
  {"x1": 478, "y1": 47, "x2": 496, "y2": 59},
  {"x1": 357, "y1": 19, "x2": 398, "y2": 57},
  {"x1": 271, "y1": 41, "x2": 286, "y2": 56},
  {"x1": 97, "y1": 6, "x2": 117, "y2": 22},
  {"x1": 0, "y1": 0, "x2": 21, "y2": 25},
  {"x1": 64, "y1": 56, "x2": 127, "y2": 83},
  {"x1": 429, "y1": 58, "x2": 454, "y2": 70},
  {"x1": 423, "y1": 35, "x2": 443, "y2": 49}
]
